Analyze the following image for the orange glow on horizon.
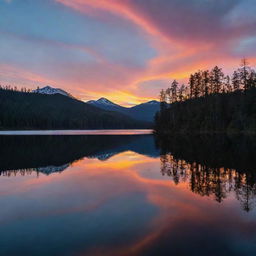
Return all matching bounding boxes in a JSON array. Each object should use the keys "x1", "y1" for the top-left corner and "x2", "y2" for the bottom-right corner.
[{"x1": 2, "y1": 0, "x2": 256, "y2": 105}]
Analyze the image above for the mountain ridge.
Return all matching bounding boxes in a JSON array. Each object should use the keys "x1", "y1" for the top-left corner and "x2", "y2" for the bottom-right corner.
[
  {"x1": 87, "y1": 97, "x2": 159, "y2": 109},
  {"x1": 32, "y1": 86, "x2": 160, "y2": 122},
  {"x1": 32, "y1": 86, "x2": 73, "y2": 98},
  {"x1": 0, "y1": 88, "x2": 151, "y2": 130},
  {"x1": 87, "y1": 97, "x2": 160, "y2": 122}
]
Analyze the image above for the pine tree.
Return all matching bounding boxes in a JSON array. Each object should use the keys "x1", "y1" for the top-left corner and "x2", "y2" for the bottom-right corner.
[
  {"x1": 232, "y1": 71, "x2": 240, "y2": 91},
  {"x1": 165, "y1": 88, "x2": 172, "y2": 104},
  {"x1": 239, "y1": 58, "x2": 250, "y2": 90},
  {"x1": 189, "y1": 74, "x2": 195, "y2": 98},
  {"x1": 211, "y1": 66, "x2": 224, "y2": 93},
  {"x1": 202, "y1": 70, "x2": 210, "y2": 96},
  {"x1": 171, "y1": 80, "x2": 179, "y2": 102},
  {"x1": 194, "y1": 72, "x2": 201, "y2": 98},
  {"x1": 248, "y1": 70, "x2": 256, "y2": 89},
  {"x1": 178, "y1": 84, "x2": 186, "y2": 101},
  {"x1": 224, "y1": 75, "x2": 232, "y2": 93}
]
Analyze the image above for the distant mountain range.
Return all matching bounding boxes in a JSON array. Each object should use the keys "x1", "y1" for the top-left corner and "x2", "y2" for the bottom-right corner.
[
  {"x1": 0, "y1": 87, "x2": 151, "y2": 130},
  {"x1": 0, "y1": 85, "x2": 159, "y2": 130},
  {"x1": 87, "y1": 98, "x2": 160, "y2": 122},
  {"x1": 33, "y1": 86, "x2": 160, "y2": 122}
]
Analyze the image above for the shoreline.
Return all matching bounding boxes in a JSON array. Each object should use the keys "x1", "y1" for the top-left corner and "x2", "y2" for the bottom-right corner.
[
  {"x1": 154, "y1": 130, "x2": 256, "y2": 136},
  {"x1": 0, "y1": 129, "x2": 153, "y2": 136}
]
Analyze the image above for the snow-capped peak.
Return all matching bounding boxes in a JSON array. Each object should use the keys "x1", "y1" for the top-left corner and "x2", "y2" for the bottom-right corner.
[
  {"x1": 145, "y1": 100, "x2": 159, "y2": 105},
  {"x1": 32, "y1": 86, "x2": 71, "y2": 98},
  {"x1": 97, "y1": 98, "x2": 116, "y2": 105},
  {"x1": 87, "y1": 98, "x2": 118, "y2": 106}
]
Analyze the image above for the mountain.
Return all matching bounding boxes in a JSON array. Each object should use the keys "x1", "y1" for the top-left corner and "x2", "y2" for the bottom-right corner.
[
  {"x1": 87, "y1": 98, "x2": 160, "y2": 122},
  {"x1": 87, "y1": 98, "x2": 124, "y2": 112},
  {"x1": 129, "y1": 100, "x2": 160, "y2": 122},
  {"x1": 0, "y1": 89, "x2": 150, "y2": 130},
  {"x1": 32, "y1": 86, "x2": 72, "y2": 98},
  {"x1": 32, "y1": 87, "x2": 159, "y2": 122}
]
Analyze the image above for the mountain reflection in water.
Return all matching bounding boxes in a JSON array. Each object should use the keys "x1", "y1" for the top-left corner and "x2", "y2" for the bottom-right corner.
[
  {"x1": 0, "y1": 134, "x2": 256, "y2": 256},
  {"x1": 0, "y1": 135, "x2": 159, "y2": 176}
]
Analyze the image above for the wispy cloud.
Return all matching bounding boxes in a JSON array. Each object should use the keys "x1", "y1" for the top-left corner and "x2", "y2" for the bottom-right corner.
[{"x1": 0, "y1": 0, "x2": 255, "y2": 104}]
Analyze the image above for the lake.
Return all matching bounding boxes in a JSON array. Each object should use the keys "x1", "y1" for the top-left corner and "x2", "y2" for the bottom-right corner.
[
  {"x1": 0, "y1": 132, "x2": 256, "y2": 256},
  {"x1": 0, "y1": 129, "x2": 153, "y2": 135}
]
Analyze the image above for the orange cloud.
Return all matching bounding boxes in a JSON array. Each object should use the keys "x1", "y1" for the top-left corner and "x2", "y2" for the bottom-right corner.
[
  {"x1": 55, "y1": 0, "x2": 254, "y2": 104},
  {"x1": 2, "y1": 0, "x2": 255, "y2": 105}
]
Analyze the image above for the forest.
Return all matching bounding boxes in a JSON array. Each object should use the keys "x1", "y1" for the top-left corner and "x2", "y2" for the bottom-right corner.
[
  {"x1": 0, "y1": 89, "x2": 150, "y2": 130},
  {"x1": 155, "y1": 59, "x2": 256, "y2": 134}
]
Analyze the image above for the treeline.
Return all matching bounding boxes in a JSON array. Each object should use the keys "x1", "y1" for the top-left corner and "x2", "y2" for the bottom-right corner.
[
  {"x1": 155, "y1": 59, "x2": 256, "y2": 134},
  {"x1": 0, "y1": 84, "x2": 32, "y2": 93},
  {"x1": 0, "y1": 89, "x2": 150, "y2": 129},
  {"x1": 159, "y1": 59, "x2": 256, "y2": 103}
]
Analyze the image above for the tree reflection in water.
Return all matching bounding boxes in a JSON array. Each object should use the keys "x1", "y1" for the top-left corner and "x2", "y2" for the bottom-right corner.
[
  {"x1": 158, "y1": 135, "x2": 256, "y2": 212},
  {"x1": 1, "y1": 134, "x2": 256, "y2": 212}
]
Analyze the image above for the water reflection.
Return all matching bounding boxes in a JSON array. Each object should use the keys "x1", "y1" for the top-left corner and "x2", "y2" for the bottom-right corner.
[
  {"x1": 0, "y1": 134, "x2": 256, "y2": 256},
  {"x1": 157, "y1": 135, "x2": 256, "y2": 212},
  {"x1": 0, "y1": 135, "x2": 159, "y2": 176},
  {"x1": 161, "y1": 155, "x2": 256, "y2": 211}
]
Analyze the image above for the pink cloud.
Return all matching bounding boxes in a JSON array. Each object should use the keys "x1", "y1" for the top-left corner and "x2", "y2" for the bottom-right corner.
[{"x1": 2, "y1": 0, "x2": 256, "y2": 104}]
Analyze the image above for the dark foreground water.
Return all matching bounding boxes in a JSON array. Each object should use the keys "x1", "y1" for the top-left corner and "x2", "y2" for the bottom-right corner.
[{"x1": 0, "y1": 133, "x2": 256, "y2": 256}]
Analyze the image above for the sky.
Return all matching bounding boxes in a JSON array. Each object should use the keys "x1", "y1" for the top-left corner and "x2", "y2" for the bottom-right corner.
[{"x1": 0, "y1": 0, "x2": 256, "y2": 106}]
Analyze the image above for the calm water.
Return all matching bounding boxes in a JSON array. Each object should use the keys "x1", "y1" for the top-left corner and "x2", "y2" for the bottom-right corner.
[
  {"x1": 0, "y1": 134, "x2": 256, "y2": 256},
  {"x1": 0, "y1": 129, "x2": 152, "y2": 135}
]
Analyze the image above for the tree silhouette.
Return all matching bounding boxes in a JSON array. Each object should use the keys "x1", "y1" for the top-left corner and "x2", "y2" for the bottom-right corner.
[
  {"x1": 156, "y1": 59, "x2": 256, "y2": 134},
  {"x1": 160, "y1": 153, "x2": 256, "y2": 211},
  {"x1": 232, "y1": 70, "x2": 240, "y2": 91}
]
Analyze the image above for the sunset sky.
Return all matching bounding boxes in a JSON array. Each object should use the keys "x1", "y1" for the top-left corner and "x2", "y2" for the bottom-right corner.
[{"x1": 0, "y1": 0, "x2": 256, "y2": 105}]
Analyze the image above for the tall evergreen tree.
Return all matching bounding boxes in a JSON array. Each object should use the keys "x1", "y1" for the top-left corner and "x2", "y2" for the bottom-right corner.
[
  {"x1": 171, "y1": 80, "x2": 179, "y2": 102},
  {"x1": 232, "y1": 71, "x2": 240, "y2": 91},
  {"x1": 189, "y1": 74, "x2": 195, "y2": 98},
  {"x1": 223, "y1": 75, "x2": 232, "y2": 93},
  {"x1": 202, "y1": 70, "x2": 210, "y2": 96},
  {"x1": 210, "y1": 66, "x2": 224, "y2": 93},
  {"x1": 178, "y1": 84, "x2": 186, "y2": 101},
  {"x1": 239, "y1": 58, "x2": 250, "y2": 90},
  {"x1": 248, "y1": 69, "x2": 256, "y2": 89},
  {"x1": 194, "y1": 71, "x2": 202, "y2": 97}
]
